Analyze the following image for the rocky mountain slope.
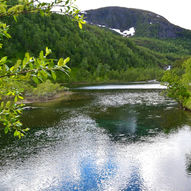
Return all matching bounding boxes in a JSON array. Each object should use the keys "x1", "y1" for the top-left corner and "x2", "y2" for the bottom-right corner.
[{"x1": 84, "y1": 7, "x2": 191, "y2": 39}]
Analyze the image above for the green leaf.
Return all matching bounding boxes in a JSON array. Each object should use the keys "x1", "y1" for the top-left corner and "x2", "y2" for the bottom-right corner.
[
  {"x1": 4, "y1": 127, "x2": 9, "y2": 134},
  {"x1": 0, "y1": 56, "x2": 7, "y2": 64},
  {"x1": 18, "y1": 95, "x2": 24, "y2": 100},
  {"x1": 0, "y1": 101, "x2": 4, "y2": 109},
  {"x1": 23, "y1": 128, "x2": 29, "y2": 132},
  {"x1": 78, "y1": 22, "x2": 82, "y2": 29},
  {"x1": 45, "y1": 47, "x2": 51, "y2": 56},
  {"x1": 33, "y1": 76, "x2": 39, "y2": 84},
  {"x1": 39, "y1": 51, "x2": 44, "y2": 60},
  {"x1": 29, "y1": 62, "x2": 34, "y2": 70},
  {"x1": 57, "y1": 58, "x2": 64, "y2": 67},
  {"x1": 0, "y1": 4, "x2": 6, "y2": 14},
  {"x1": 4, "y1": 31, "x2": 11, "y2": 39},
  {"x1": 14, "y1": 130, "x2": 20, "y2": 137},
  {"x1": 6, "y1": 101, "x2": 11, "y2": 108},
  {"x1": 13, "y1": 16, "x2": 17, "y2": 22},
  {"x1": 15, "y1": 121, "x2": 22, "y2": 127},
  {"x1": 14, "y1": 96, "x2": 18, "y2": 103},
  {"x1": 51, "y1": 71, "x2": 56, "y2": 81},
  {"x1": 10, "y1": 66, "x2": 14, "y2": 72},
  {"x1": 66, "y1": 0, "x2": 70, "y2": 5},
  {"x1": 41, "y1": 70, "x2": 49, "y2": 78},
  {"x1": 64, "y1": 57, "x2": 70, "y2": 65},
  {"x1": 22, "y1": 53, "x2": 30, "y2": 69}
]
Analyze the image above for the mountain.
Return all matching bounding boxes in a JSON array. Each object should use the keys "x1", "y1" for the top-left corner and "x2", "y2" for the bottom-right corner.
[{"x1": 84, "y1": 6, "x2": 191, "y2": 39}]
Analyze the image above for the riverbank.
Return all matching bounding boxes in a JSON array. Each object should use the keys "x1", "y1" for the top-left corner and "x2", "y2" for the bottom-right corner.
[
  {"x1": 21, "y1": 91, "x2": 73, "y2": 104},
  {"x1": 22, "y1": 81, "x2": 164, "y2": 104}
]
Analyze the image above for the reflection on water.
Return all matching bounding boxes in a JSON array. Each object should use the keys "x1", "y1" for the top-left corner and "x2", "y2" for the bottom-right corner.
[
  {"x1": 74, "y1": 84, "x2": 167, "y2": 90},
  {"x1": 0, "y1": 85, "x2": 191, "y2": 191}
]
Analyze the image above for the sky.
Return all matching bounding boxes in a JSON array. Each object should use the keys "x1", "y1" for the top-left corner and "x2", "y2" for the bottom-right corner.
[{"x1": 75, "y1": 0, "x2": 191, "y2": 30}]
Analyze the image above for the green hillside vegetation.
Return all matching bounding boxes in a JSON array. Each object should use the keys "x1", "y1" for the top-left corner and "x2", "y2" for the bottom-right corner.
[
  {"x1": 130, "y1": 37, "x2": 191, "y2": 71},
  {"x1": 1, "y1": 13, "x2": 177, "y2": 83},
  {"x1": 162, "y1": 58, "x2": 191, "y2": 110},
  {"x1": 131, "y1": 37, "x2": 191, "y2": 57}
]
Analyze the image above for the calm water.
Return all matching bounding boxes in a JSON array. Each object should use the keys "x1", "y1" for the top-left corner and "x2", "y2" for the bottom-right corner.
[{"x1": 1, "y1": 84, "x2": 191, "y2": 191}]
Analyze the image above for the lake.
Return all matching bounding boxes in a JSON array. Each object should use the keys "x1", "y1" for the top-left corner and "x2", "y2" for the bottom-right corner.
[{"x1": 0, "y1": 84, "x2": 191, "y2": 191}]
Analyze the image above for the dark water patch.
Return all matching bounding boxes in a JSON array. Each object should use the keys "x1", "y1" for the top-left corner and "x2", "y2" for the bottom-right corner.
[{"x1": 93, "y1": 104, "x2": 189, "y2": 143}]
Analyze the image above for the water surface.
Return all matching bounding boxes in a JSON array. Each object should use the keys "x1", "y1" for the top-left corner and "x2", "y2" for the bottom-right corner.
[
  {"x1": 0, "y1": 84, "x2": 191, "y2": 191},
  {"x1": 74, "y1": 83, "x2": 167, "y2": 90}
]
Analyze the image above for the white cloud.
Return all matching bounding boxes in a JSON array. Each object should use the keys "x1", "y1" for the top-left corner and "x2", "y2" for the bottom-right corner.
[{"x1": 75, "y1": 0, "x2": 191, "y2": 30}]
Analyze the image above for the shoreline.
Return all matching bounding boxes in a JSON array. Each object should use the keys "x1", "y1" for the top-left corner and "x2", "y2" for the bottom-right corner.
[
  {"x1": 21, "y1": 91, "x2": 74, "y2": 104},
  {"x1": 21, "y1": 81, "x2": 163, "y2": 104}
]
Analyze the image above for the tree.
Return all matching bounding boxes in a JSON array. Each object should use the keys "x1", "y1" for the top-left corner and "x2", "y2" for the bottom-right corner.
[
  {"x1": 162, "y1": 59, "x2": 191, "y2": 108},
  {"x1": 0, "y1": 0, "x2": 85, "y2": 138}
]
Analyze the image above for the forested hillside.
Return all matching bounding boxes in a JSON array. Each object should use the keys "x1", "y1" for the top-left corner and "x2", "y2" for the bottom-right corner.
[
  {"x1": 1, "y1": 13, "x2": 189, "y2": 82},
  {"x1": 84, "y1": 7, "x2": 191, "y2": 65}
]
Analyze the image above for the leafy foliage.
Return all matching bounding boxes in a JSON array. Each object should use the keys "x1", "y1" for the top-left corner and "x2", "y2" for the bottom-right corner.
[
  {"x1": 162, "y1": 58, "x2": 191, "y2": 108},
  {"x1": 30, "y1": 80, "x2": 65, "y2": 98},
  {"x1": 0, "y1": 0, "x2": 83, "y2": 138}
]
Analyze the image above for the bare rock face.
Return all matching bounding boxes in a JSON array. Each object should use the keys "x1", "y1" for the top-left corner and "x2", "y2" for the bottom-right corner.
[{"x1": 84, "y1": 7, "x2": 190, "y2": 39}]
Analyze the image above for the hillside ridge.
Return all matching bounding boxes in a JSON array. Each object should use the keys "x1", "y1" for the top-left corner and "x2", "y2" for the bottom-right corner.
[{"x1": 84, "y1": 6, "x2": 191, "y2": 39}]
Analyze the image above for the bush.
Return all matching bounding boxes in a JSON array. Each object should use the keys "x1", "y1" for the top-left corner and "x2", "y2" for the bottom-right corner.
[
  {"x1": 30, "y1": 80, "x2": 66, "y2": 98},
  {"x1": 162, "y1": 58, "x2": 191, "y2": 108}
]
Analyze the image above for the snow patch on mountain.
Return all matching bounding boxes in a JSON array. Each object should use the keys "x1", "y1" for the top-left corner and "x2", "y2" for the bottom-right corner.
[
  {"x1": 109, "y1": 27, "x2": 135, "y2": 37},
  {"x1": 87, "y1": 21, "x2": 136, "y2": 37},
  {"x1": 123, "y1": 27, "x2": 135, "y2": 36},
  {"x1": 97, "y1": 24, "x2": 106, "y2": 28}
]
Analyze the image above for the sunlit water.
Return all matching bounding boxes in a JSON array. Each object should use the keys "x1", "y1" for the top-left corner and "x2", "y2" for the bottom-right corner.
[
  {"x1": 75, "y1": 84, "x2": 167, "y2": 90},
  {"x1": 1, "y1": 84, "x2": 191, "y2": 191}
]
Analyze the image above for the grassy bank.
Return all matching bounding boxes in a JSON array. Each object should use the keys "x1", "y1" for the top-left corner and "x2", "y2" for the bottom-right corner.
[{"x1": 5, "y1": 80, "x2": 71, "y2": 104}]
